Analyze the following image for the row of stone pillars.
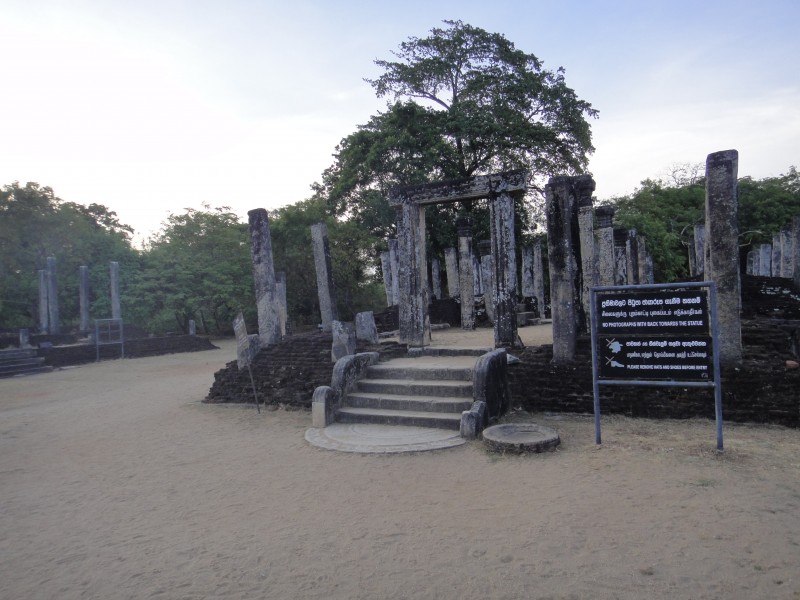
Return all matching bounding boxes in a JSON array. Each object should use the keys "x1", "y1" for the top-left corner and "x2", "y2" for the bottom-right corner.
[
  {"x1": 546, "y1": 150, "x2": 743, "y2": 367},
  {"x1": 36, "y1": 258, "x2": 122, "y2": 335},
  {"x1": 744, "y1": 217, "x2": 800, "y2": 284}
]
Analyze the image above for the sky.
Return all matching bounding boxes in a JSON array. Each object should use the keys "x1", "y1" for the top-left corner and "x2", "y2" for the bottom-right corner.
[{"x1": 2, "y1": 0, "x2": 798, "y2": 243}]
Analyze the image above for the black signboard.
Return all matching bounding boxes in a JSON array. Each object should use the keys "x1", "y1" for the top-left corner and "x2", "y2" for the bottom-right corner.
[{"x1": 594, "y1": 288, "x2": 713, "y2": 382}]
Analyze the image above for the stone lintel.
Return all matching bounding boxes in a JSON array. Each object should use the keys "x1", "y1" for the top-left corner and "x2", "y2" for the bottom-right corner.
[{"x1": 388, "y1": 169, "x2": 527, "y2": 207}]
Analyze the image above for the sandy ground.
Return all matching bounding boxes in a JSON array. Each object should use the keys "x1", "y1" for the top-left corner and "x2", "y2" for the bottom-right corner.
[{"x1": 2, "y1": 329, "x2": 800, "y2": 600}]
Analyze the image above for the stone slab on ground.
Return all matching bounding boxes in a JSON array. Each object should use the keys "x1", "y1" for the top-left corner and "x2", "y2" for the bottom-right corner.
[
  {"x1": 305, "y1": 423, "x2": 466, "y2": 453},
  {"x1": 483, "y1": 423, "x2": 561, "y2": 453}
]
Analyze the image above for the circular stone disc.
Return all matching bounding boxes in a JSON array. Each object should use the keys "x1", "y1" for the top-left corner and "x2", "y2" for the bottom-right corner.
[{"x1": 482, "y1": 423, "x2": 560, "y2": 454}]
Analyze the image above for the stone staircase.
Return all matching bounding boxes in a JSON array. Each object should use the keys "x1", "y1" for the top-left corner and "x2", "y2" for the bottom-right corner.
[
  {"x1": 0, "y1": 348, "x2": 53, "y2": 379},
  {"x1": 336, "y1": 347, "x2": 489, "y2": 430}
]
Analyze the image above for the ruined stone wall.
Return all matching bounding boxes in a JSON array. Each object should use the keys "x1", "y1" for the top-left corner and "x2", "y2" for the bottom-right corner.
[{"x1": 508, "y1": 318, "x2": 799, "y2": 427}]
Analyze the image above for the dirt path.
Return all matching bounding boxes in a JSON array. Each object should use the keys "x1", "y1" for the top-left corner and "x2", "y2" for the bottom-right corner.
[{"x1": 1, "y1": 337, "x2": 799, "y2": 599}]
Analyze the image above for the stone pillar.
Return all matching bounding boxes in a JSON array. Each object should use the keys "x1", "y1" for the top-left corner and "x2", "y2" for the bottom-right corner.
[
  {"x1": 472, "y1": 254, "x2": 482, "y2": 296},
  {"x1": 396, "y1": 201, "x2": 430, "y2": 346},
  {"x1": 688, "y1": 237, "x2": 698, "y2": 277},
  {"x1": 380, "y1": 251, "x2": 393, "y2": 306},
  {"x1": 355, "y1": 311, "x2": 379, "y2": 344},
  {"x1": 613, "y1": 229, "x2": 628, "y2": 286},
  {"x1": 19, "y1": 328, "x2": 30, "y2": 348},
  {"x1": 276, "y1": 271, "x2": 288, "y2": 336},
  {"x1": 746, "y1": 250, "x2": 756, "y2": 275},
  {"x1": 331, "y1": 320, "x2": 356, "y2": 362},
  {"x1": 188, "y1": 319, "x2": 196, "y2": 336},
  {"x1": 311, "y1": 223, "x2": 339, "y2": 333},
  {"x1": 546, "y1": 177, "x2": 579, "y2": 362},
  {"x1": 388, "y1": 238, "x2": 400, "y2": 306},
  {"x1": 478, "y1": 240, "x2": 495, "y2": 323},
  {"x1": 533, "y1": 239, "x2": 545, "y2": 318},
  {"x1": 79, "y1": 265, "x2": 90, "y2": 333},
  {"x1": 431, "y1": 258, "x2": 442, "y2": 300},
  {"x1": 705, "y1": 149, "x2": 742, "y2": 365},
  {"x1": 636, "y1": 236, "x2": 648, "y2": 284},
  {"x1": 693, "y1": 224, "x2": 706, "y2": 276},
  {"x1": 444, "y1": 247, "x2": 459, "y2": 298},
  {"x1": 577, "y1": 192, "x2": 596, "y2": 323},
  {"x1": 521, "y1": 246, "x2": 535, "y2": 298},
  {"x1": 758, "y1": 244, "x2": 772, "y2": 277},
  {"x1": 594, "y1": 206, "x2": 616, "y2": 287},
  {"x1": 110, "y1": 261, "x2": 121, "y2": 320},
  {"x1": 247, "y1": 208, "x2": 282, "y2": 346},
  {"x1": 490, "y1": 191, "x2": 520, "y2": 347},
  {"x1": 38, "y1": 269, "x2": 48, "y2": 334},
  {"x1": 793, "y1": 216, "x2": 800, "y2": 289},
  {"x1": 771, "y1": 233, "x2": 782, "y2": 277},
  {"x1": 626, "y1": 230, "x2": 639, "y2": 285},
  {"x1": 751, "y1": 248, "x2": 761, "y2": 276},
  {"x1": 46, "y1": 256, "x2": 59, "y2": 335},
  {"x1": 645, "y1": 253, "x2": 655, "y2": 284},
  {"x1": 456, "y1": 217, "x2": 475, "y2": 330},
  {"x1": 780, "y1": 227, "x2": 792, "y2": 278}
]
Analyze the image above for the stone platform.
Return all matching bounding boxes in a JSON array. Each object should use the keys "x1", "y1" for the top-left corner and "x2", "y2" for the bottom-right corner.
[{"x1": 305, "y1": 423, "x2": 465, "y2": 454}]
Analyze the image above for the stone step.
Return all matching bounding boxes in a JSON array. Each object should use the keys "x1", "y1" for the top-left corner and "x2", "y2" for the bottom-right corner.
[
  {"x1": 356, "y1": 378, "x2": 473, "y2": 398},
  {"x1": 336, "y1": 407, "x2": 462, "y2": 430},
  {"x1": 0, "y1": 364, "x2": 53, "y2": 378},
  {"x1": 366, "y1": 364, "x2": 473, "y2": 382},
  {"x1": 407, "y1": 346, "x2": 490, "y2": 357},
  {"x1": 345, "y1": 391, "x2": 473, "y2": 413},
  {"x1": 0, "y1": 356, "x2": 45, "y2": 368},
  {"x1": 0, "y1": 348, "x2": 38, "y2": 360}
]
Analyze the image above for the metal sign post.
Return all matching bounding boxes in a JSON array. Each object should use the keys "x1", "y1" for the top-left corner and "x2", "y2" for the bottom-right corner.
[
  {"x1": 590, "y1": 281, "x2": 723, "y2": 450},
  {"x1": 233, "y1": 312, "x2": 260, "y2": 413}
]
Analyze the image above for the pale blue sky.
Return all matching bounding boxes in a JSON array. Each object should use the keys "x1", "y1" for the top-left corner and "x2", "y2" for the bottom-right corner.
[{"x1": 2, "y1": 0, "x2": 798, "y2": 242}]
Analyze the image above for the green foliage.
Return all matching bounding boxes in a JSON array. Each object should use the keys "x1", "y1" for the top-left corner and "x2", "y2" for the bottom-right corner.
[
  {"x1": 609, "y1": 166, "x2": 800, "y2": 282},
  {"x1": 314, "y1": 20, "x2": 597, "y2": 260},
  {"x1": 269, "y1": 198, "x2": 385, "y2": 331},
  {"x1": 128, "y1": 206, "x2": 254, "y2": 335},
  {"x1": 0, "y1": 182, "x2": 137, "y2": 328}
]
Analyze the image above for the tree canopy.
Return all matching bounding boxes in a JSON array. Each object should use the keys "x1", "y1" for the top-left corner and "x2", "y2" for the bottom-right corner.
[{"x1": 314, "y1": 20, "x2": 598, "y2": 255}]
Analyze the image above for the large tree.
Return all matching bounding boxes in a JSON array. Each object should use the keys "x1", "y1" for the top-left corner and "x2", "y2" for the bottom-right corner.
[{"x1": 316, "y1": 20, "x2": 597, "y2": 245}]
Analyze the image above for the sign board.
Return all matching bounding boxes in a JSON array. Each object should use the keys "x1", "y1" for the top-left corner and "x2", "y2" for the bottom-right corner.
[
  {"x1": 233, "y1": 311, "x2": 252, "y2": 370},
  {"x1": 590, "y1": 282, "x2": 723, "y2": 450}
]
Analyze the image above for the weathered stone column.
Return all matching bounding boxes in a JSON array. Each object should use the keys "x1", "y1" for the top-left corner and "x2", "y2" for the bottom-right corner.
[
  {"x1": 758, "y1": 244, "x2": 772, "y2": 277},
  {"x1": 705, "y1": 149, "x2": 741, "y2": 365},
  {"x1": 444, "y1": 247, "x2": 459, "y2": 298},
  {"x1": 626, "y1": 230, "x2": 639, "y2": 285},
  {"x1": 38, "y1": 269, "x2": 48, "y2": 334},
  {"x1": 311, "y1": 223, "x2": 339, "y2": 333},
  {"x1": 380, "y1": 251, "x2": 393, "y2": 306},
  {"x1": 46, "y1": 256, "x2": 59, "y2": 335},
  {"x1": 472, "y1": 255, "x2": 482, "y2": 296},
  {"x1": 693, "y1": 224, "x2": 706, "y2": 276},
  {"x1": 644, "y1": 253, "x2": 655, "y2": 284},
  {"x1": 110, "y1": 261, "x2": 121, "y2": 320},
  {"x1": 478, "y1": 240, "x2": 495, "y2": 323},
  {"x1": 490, "y1": 191, "x2": 520, "y2": 347},
  {"x1": 79, "y1": 265, "x2": 90, "y2": 333},
  {"x1": 793, "y1": 216, "x2": 800, "y2": 289},
  {"x1": 388, "y1": 238, "x2": 400, "y2": 306},
  {"x1": 636, "y1": 236, "x2": 649, "y2": 284},
  {"x1": 577, "y1": 186, "x2": 596, "y2": 323},
  {"x1": 771, "y1": 233, "x2": 782, "y2": 277},
  {"x1": 594, "y1": 206, "x2": 616, "y2": 287},
  {"x1": 431, "y1": 258, "x2": 442, "y2": 300},
  {"x1": 355, "y1": 311, "x2": 379, "y2": 344},
  {"x1": 276, "y1": 271, "x2": 288, "y2": 336},
  {"x1": 546, "y1": 177, "x2": 579, "y2": 362},
  {"x1": 746, "y1": 250, "x2": 756, "y2": 275},
  {"x1": 456, "y1": 217, "x2": 475, "y2": 330},
  {"x1": 613, "y1": 229, "x2": 628, "y2": 286},
  {"x1": 396, "y1": 201, "x2": 430, "y2": 346},
  {"x1": 780, "y1": 226, "x2": 793, "y2": 277},
  {"x1": 521, "y1": 246, "x2": 535, "y2": 298},
  {"x1": 188, "y1": 319, "x2": 196, "y2": 336},
  {"x1": 533, "y1": 239, "x2": 545, "y2": 318},
  {"x1": 247, "y1": 208, "x2": 281, "y2": 346},
  {"x1": 751, "y1": 248, "x2": 761, "y2": 276},
  {"x1": 19, "y1": 328, "x2": 30, "y2": 348}
]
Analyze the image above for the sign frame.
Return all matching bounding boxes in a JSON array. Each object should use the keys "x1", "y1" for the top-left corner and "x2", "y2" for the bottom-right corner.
[{"x1": 589, "y1": 281, "x2": 723, "y2": 450}]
